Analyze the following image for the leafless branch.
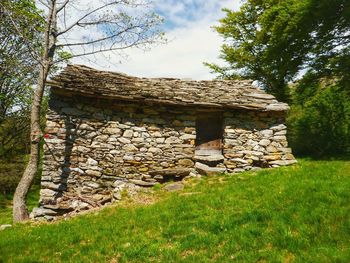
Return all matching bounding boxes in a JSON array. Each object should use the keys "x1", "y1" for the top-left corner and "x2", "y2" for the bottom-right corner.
[
  {"x1": 57, "y1": 0, "x2": 70, "y2": 13},
  {"x1": 56, "y1": 2, "x2": 117, "y2": 36}
]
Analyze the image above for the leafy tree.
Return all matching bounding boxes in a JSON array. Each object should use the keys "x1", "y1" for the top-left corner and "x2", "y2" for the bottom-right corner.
[
  {"x1": 5, "y1": 0, "x2": 163, "y2": 222},
  {"x1": 0, "y1": 0, "x2": 43, "y2": 158},
  {"x1": 207, "y1": 0, "x2": 350, "y2": 102},
  {"x1": 288, "y1": 75, "x2": 350, "y2": 156},
  {"x1": 208, "y1": 0, "x2": 350, "y2": 157}
]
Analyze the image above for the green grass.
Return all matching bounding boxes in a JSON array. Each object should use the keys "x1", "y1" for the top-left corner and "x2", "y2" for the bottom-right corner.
[
  {"x1": 0, "y1": 155, "x2": 40, "y2": 225},
  {"x1": 0, "y1": 159, "x2": 349, "y2": 262},
  {"x1": 0, "y1": 185, "x2": 40, "y2": 225}
]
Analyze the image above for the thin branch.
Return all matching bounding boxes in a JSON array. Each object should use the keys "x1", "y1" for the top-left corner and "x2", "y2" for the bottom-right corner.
[
  {"x1": 56, "y1": 25, "x2": 139, "y2": 47},
  {"x1": 56, "y1": 2, "x2": 119, "y2": 36},
  {"x1": 54, "y1": 37, "x2": 148, "y2": 63},
  {"x1": 56, "y1": 0, "x2": 70, "y2": 13}
]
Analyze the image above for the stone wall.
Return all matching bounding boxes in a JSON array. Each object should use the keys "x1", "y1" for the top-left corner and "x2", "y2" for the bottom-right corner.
[
  {"x1": 32, "y1": 92, "x2": 295, "y2": 220},
  {"x1": 223, "y1": 111, "x2": 295, "y2": 173}
]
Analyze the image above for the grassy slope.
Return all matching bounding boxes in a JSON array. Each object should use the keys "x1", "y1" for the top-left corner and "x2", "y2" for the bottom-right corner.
[
  {"x1": 0, "y1": 186, "x2": 40, "y2": 225},
  {"x1": 0, "y1": 159, "x2": 349, "y2": 262}
]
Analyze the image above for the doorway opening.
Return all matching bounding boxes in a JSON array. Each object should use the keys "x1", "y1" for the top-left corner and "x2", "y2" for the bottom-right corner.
[{"x1": 195, "y1": 111, "x2": 223, "y2": 156}]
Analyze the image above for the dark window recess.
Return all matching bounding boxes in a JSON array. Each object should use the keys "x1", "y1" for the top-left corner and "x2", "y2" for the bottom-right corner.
[{"x1": 195, "y1": 111, "x2": 224, "y2": 155}]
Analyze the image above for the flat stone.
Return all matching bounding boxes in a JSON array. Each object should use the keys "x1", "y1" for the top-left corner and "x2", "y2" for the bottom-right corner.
[
  {"x1": 123, "y1": 130, "x2": 134, "y2": 138},
  {"x1": 79, "y1": 123, "x2": 94, "y2": 130},
  {"x1": 156, "y1": 138, "x2": 165, "y2": 143},
  {"x1": 85, "y1": 170, "x2": 102, "y2": 177},
  {"x1": 195, "y1": 162, "x2": 226, "y2": 176},
  {"x1": 40, "y1": 189, "x2": 57, "y2": 197},
  {"x1": 45, "y1": 138, "x2": 65, "y2": 144},
  {"x1": 132, "y1": 138, "x2": 144, "y2": 143},
  {"x1": 265, "y1": 103, "x2": 290, "y2": 111},
  {"x1": 41, "y1": 182, "x2": 67, "y2": 191},
  {"x1": 133, "y1": 127, "x2": 147, "y2": 132},
  {"x1": 246, "y1": 92, "x2": 275, "y2": 100},
  {"x1": 271, "y1": 124, "x2": 287, "y2": 131},
  {"x1": 194, "y1": 154, "x2": 224, "y2": 163},
  {"x1": 278, "y1": 147, "x2": 292, "y2": 153},
  {"x1": 273, "y1": 136, "x2": 287, "y2": 141},
  {"x1": 31, "y1": 207, "x2": 58, "y2": 217},
  {"x1": 87, "y1": 157, "x2": 98, "y2": 166},
  {"x1": 259, "y1": 129, "x2": 273, "y2": 137},
  {"x1": 164, "y1": 183, "x2": 184, "y2": 192},
  {"x1": 71, "y1": 167, "x2": 85, "y2": 174},
  {"x1": 122, "y1": 144, "x2": 138, "y2": 152},
  {"x1": 113, "y1": 192, "x2": 122, "y2": 200},
  {"x1": 129, "y1": 179, "x2": 157, "y2": 187},
  {"x1": 153, "y1": 175, "x2": 164, "y2": 181},
  {"x1": 72, "y1": 146, "x2": 90, "y2": 153},
  {"x1": 86, "y1": 165, "x2": 102, "y2": 171},
  {"x1": 275, "y1": 130, "x2": 287, "y2": 135},
  {"x1": 0, "y1": 224, "x2": 12, "y2": 231},
  {"x1": 263, "y1": 155, "x2": 281, "y2": 161},
  {"x1": 259, "y1": 139, "x2": 270, "y2": 147},
  {"x1": 103, "y1": 127, "x2": 122, "y2": 135},
  {"x1": 148, "y1": 147, "x2": 163, "y2": 154},
  {"x1": 243, "y1": 150, "x2": 264, "y2": 156},
  {"x1": 180, "y1": 134, "x2": 196, "y2": 140},
  {"x1": 178, "y1": 158, "x2": 195, "y2": 167},
  {"x1": 113, "y1": 180, "x2": 127, "y2": 188},
  {"x1": 84, "y1": 182, "x2": 101, "y2": 189},
  {"x1": 149, "y1": 168, "x2": 191, "y2": 178},
  {"x1": 285, "y1": 153, "x2": 295, "y2": 160},
  {"x1": 118, "y1": 137, "x2": 131, "y2": 144},
  {"x1": 151, "y1": 131, "x2": 162, "y2": 137},
  {"x1": 139, "y1": 167, "x2": 149, "y2": 172},
  {"x1": 165, "y1": 136, "x2": 182, "y2": 144},
  {"x1": 231, "y1": 158, "x2": 249, "y2": 164},
  {"x1": 266, "y1": 145, "x2": 278, "y2": 153},
  {"x1": 269, "y1": 160, "x2": 297, "y2": 166}
]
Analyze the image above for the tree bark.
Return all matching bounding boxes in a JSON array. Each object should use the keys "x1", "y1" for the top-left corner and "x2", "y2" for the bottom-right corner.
[{"x1": 13, "y1": 0, "x2": 57, "y2": 223}]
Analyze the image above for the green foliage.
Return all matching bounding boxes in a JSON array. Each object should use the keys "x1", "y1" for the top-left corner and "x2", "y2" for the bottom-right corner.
[
  {"x1": 0, "y1": 113, "x2": 30, "y2": 157},
  {"x1": 288, "y1": 78, "x2": 350, "y2": 156},
  {"x1": 0, "y1": 0, "x2": 44, "y2": 158},
  {"x1": 0, "y1": 158, "x2": 27, "y2": 196},
  {"x1": 208, "y1": 0, "x2": 350, "y2": 156},
  {"x1": 207, "y1": 0, "x2": 350, "y2": 102},
  {"x1": 0, "y1": 0, "x2": 43, "y2": 118},
  {"x1": 0, "y1": 160, "x2": 349, "y2": 261}
]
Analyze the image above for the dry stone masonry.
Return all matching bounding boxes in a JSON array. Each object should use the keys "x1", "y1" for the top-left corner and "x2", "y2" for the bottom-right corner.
[{"x1": 31, "y1": 65, "x2": 296, "y2": 220}]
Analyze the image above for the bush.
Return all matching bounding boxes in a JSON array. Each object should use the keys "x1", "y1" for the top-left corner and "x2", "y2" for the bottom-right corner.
[
  {"x1": 288, "y1": 78, "x2": 350, "y2": 157},
  {"x1": 0, "y1": 158, "x2": 27, "y2": 196}
]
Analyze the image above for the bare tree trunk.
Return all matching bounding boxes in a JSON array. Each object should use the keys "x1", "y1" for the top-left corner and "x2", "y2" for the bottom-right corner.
[{"x1": 13, "y1": 1, "x2": 57, "y2": 223}]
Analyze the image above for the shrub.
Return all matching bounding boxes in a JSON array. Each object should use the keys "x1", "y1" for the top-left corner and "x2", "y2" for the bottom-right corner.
[
  {"x1": 288, "y1": 78, "x2": 350, "y2": 157},
  {"x1": 0, "y1": 158, "x2": 27, "y2": 196}
]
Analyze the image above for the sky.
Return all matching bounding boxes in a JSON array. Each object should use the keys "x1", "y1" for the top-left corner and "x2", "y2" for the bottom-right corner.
[{"x1": 71, "y1": 0, "x2": 242, "y2": 80}]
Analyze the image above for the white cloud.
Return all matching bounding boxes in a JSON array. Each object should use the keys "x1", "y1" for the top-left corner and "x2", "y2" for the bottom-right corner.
[{"x1": 70, "y1": 0, "x2": 242, "y2": 80}]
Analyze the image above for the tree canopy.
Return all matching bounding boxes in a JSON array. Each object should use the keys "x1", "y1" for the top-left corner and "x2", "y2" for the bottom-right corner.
[{"x1": 207, "y1": 0, "x2": 350, "y2": 102}]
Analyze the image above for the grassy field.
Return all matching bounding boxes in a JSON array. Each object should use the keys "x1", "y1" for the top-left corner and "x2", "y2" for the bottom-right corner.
[
  {"x1": 0, "y1": 185, "x2": 40, "y2": 225},
  {"x1": 0, "y1": 159, "x2": 349, "y2": 262},
  {"x1": 0, "y1": 155, "x2": 40, "y2": 225}
]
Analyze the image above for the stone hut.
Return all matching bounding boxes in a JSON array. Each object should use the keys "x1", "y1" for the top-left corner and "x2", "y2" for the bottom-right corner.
[{"x1": 33, "y1": 64, "x2": 296, "y2": 219}]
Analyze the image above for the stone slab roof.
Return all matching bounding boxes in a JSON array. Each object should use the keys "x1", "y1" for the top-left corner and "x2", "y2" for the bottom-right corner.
[{"x1": 49, "y1": 65, "x2": 289, "y2": 112}]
